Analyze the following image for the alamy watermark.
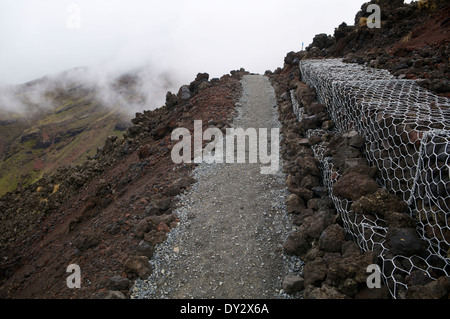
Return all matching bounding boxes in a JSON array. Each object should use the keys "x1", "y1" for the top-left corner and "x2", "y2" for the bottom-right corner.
[
  {"x1": 366, "y1": 264, "x2": 382, "y2": 289},
  {"x1": 66, "y1": 3, "x2": 81, "y2": 29},
  {"x1": 366, "y1": 4, "x2": 381, "y2": 29},
  {"x1": 66, "y1": 264, "x2": 81, "y2": 289},
  {"x1": 171, "y1": 120, "x2": 280, "y2": 174}
]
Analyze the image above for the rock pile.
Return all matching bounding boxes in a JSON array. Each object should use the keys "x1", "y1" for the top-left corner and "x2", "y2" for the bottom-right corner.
[
  {"x1": 268, "y1": 55, "x2": 450, "y2": 299},
  {"x1": 270, "y1": 66, "x2": 388, "y2": 298}
]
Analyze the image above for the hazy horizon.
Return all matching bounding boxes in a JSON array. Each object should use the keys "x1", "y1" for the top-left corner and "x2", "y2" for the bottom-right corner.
[
  {"x1": 0, "y1": 0, "x2": 381, "y2": 85},
  {"x1": 0, "y1": 0, "x2": 415, "y2": 114}
]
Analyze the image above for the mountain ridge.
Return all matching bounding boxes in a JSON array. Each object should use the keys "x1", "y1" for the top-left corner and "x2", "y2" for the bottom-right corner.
[
  {"x1": 0, "y1": 65, "x2": 180, "y2": 196},
  {"x1": 0, "y1": 68, "x2": 246, "y2": 298},
  {"x1": 0, "y1": 0, "x2": 449, "y2": 299}
]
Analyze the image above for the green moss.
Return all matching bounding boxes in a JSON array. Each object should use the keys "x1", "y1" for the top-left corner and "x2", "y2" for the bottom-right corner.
[{"x1": 0, "y1": 138, "x2": 43, "y2": 196}]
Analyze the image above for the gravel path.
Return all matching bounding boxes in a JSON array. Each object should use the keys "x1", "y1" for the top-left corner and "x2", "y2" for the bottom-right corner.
[{"x1": 131, "y1": 74, "x2": 302, "y2": 299}]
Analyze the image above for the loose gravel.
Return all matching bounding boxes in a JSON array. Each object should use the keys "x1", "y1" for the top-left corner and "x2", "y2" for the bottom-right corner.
[{"x1": 131, "y1": 74, "x2": 303, "y2": 299}]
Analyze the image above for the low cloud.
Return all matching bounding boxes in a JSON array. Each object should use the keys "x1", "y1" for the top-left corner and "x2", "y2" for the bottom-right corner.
[
  {"x1": 0, "y1": 0, "x2": 369, "y2": 116},
  {"x1": 0, "y1": 63, "x2": 181, "y2": 118},
  {"x1": 0, "y1": 80, "x2": 55, "y2": 117}
]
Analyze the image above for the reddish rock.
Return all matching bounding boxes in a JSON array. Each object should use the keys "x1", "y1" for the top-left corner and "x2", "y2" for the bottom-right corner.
[
  {"x1": 157, "y1": 222, "x2": 170, "y2": 233},
  {"x1": 318, "y1": 224, "x2": 346, "y2": 253},
  {"x1": 351, "y1": 188, "x2": 409, "y2": 219},
  {"x1": 144, "y1": 230, "x2": 167, "y2": 246},
  {"x1": 303, "y1": 210, "x2": 335, "y2": 239},
  {"x1": 332, "y1": 172, "x2": 379, "y2": 201},
  {"x1": 303, "y1": 258, "x2": 328, "y2": 287},
  {"x1": 124, "y1": 255, "x2": 152, "y2": 279},
  {"x1": 283, "y1": 231, "x2": 311, "y2": 256},
  {"x1": 286, "y1": 193, "x2": 305, "y2": 214},
  {"x1": 282, "y1": 275, "x2": 305, "y2": 294}
]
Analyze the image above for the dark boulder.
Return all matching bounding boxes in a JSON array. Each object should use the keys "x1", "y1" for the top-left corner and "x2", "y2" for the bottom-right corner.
[
  {"x1": 307, "y1": 33, "x2": 335, "y2": 51},
  {"x1": 124, "y1": 255, "x2": 152, "y2": 279},
  {"x1": 109, "y1": 275, "x2": 131, "y2": 291},
  {"x1": 303, "y1": 257, "x2": 328, "y2": 287},
  {"x1": 332, "y1": 172, "x2": 379, "y2": 201},
  {"x1": 386, "y1": 227, "x2": 425, "y2": 256},
  {"x1": 283, "y1": 231, "x2": 311, "y2": 256},
  {"x1": 406, "y1": 276, "x2": 450, "y2": 299},
  {"x1": 282, "y1": 275, "x2": 305, "y2": 294},
  {"x1": 318, "y1": 224, "x2": 346, "y2": 253}
]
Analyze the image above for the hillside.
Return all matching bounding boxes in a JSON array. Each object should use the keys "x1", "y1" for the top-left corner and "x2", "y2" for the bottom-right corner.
[
  {"x1": 0, "y1": 70, "x2": 245, "y2": 298},
  {"x1": 0, "y1": 0, "x2": 449, "y2": 301},
  {"x1": 0, "y1": 71, "x2": 134, "y2": 197},
  {"x1": 0, "y1": 65, "x2": 177, "y2": 197},
  {"x1": 268, "y1": 0, "x2": 450, "y2": 299},
  {"x1": 297, "y1": 0, "x2": 449, "y2": 97}
]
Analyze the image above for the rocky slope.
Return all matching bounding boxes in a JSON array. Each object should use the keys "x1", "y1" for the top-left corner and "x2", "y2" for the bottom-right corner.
[
  {"x1": 267, "y1": 0, "x2": 450, "y2": 299},
  {"x1": 0, "y1": 70, "x2": 246, "y2": 298},
  {"x1": 1, "y1": 0, "x2": 449, "y2": 300},
  {"x1": 291, "y1": 0, "x2": 450, "y2": 97},
  {"x1": 0, "y1": 65, "x2": 178, "y2": 197},
  {"x1": 269, "y1": 58, "x2": 450, "y2": 299}
]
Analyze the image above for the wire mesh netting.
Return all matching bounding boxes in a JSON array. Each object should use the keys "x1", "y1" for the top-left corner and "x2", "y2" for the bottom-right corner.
[{"x1": 298, "y1": 58, "x2": 450, "y2": 298}]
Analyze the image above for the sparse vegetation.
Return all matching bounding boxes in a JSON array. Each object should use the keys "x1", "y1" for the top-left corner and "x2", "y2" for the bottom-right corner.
[
  {"x1": 418, "y1": 0, "x2": 437, "y2": 11},
  {"x1": 401, "y1": 31, "x2": 413, "y2": 42},
  {"x1": 358, "y1": 17, "x2": 368, "y2": 28}
]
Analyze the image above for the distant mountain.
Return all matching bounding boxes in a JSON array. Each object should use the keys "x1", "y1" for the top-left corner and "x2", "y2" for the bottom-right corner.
[{"x1": 0, "y1": 66, "x2": 174, "y2": 197}]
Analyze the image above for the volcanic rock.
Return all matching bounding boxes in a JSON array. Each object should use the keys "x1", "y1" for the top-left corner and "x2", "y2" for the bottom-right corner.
[{"x1": 332, "y1": 172, "x2": 379, "y2": 201}]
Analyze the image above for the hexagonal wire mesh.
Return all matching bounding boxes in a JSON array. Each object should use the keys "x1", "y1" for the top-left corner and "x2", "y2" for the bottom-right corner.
[{"x1": 298, "y1": 59, "x2": 450, "y2": 298}]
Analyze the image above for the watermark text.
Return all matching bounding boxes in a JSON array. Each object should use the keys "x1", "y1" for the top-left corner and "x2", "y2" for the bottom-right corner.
[{"x1": 171, "y1": 120, "x2": 280, "y2": 174}]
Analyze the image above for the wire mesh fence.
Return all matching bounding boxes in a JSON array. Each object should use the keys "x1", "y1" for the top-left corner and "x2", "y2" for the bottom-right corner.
[{"x1": 299, "y1": 58, "x2": 450, "y2": 298}]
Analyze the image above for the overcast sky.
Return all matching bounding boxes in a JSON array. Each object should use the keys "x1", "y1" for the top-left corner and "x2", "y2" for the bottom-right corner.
[
  {"x1": 1, "y1": 0, "x2": 380, "y2": 85},
  {"x1": 0, "y1": 0, "x2": 414, "y2": 88}
]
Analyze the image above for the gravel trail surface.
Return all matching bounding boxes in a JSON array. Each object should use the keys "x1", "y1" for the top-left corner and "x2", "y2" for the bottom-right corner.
[{"x1": 131, "y1": 74, "x2": 302, "y2": 299}]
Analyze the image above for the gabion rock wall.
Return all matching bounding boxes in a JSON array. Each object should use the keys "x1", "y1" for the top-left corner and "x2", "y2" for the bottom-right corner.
[{"x1": 299, "y1": 59, "x2": 450, "y2": 298}]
